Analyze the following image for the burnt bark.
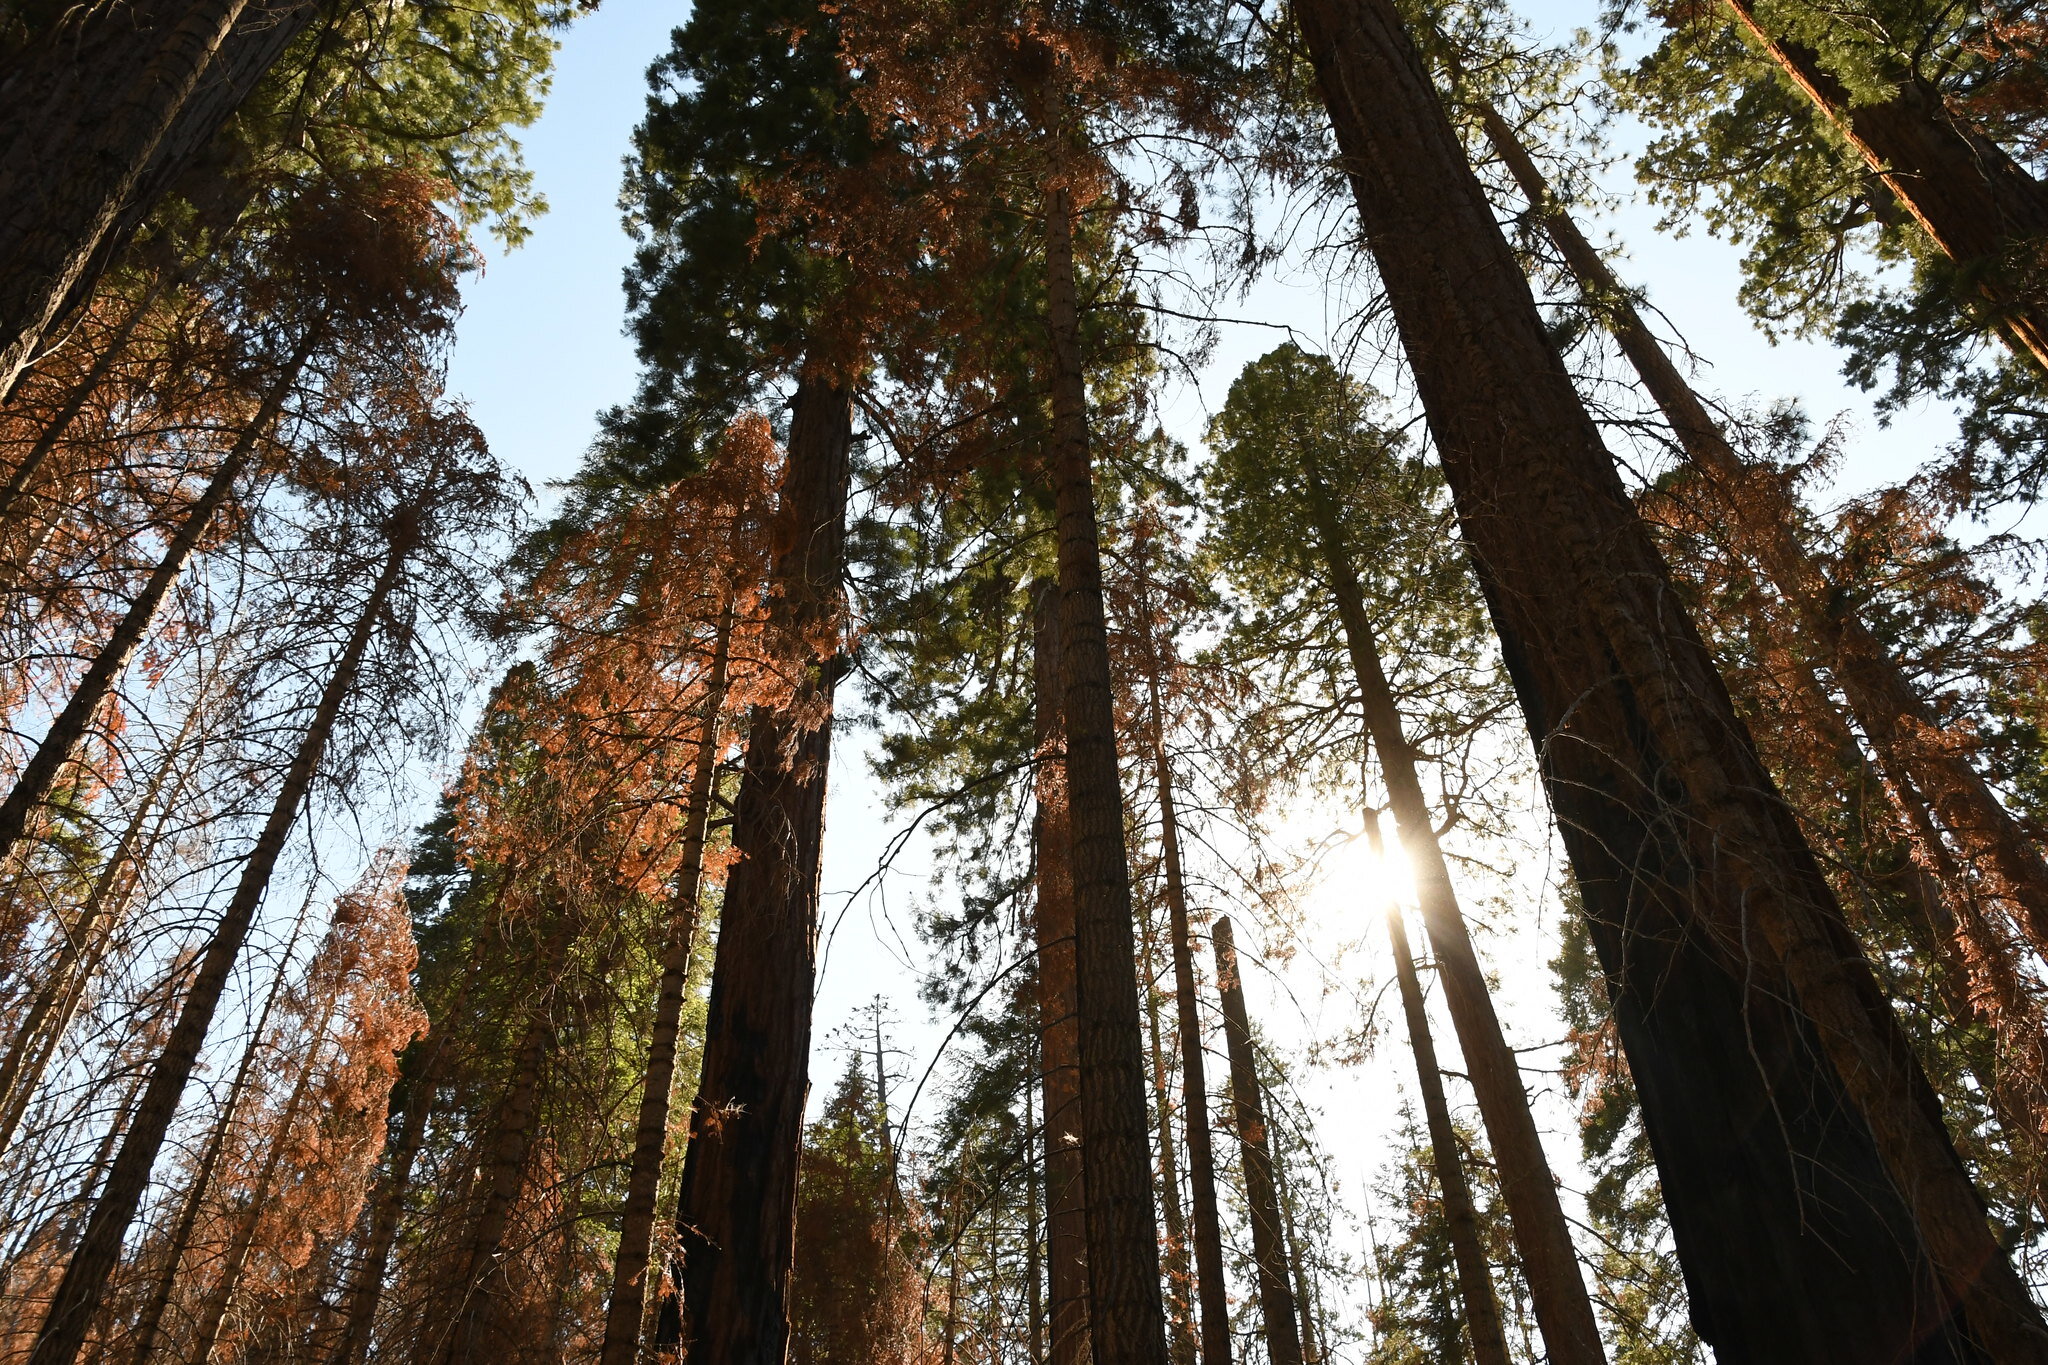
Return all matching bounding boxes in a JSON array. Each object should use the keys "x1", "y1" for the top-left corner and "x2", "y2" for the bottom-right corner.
[
  {"x1": 1032, "y1": 578, "x2": 1091, "y2": 1365},
  {"x1": 596, "y1": 611, "x2": 731, "y2": 1365},
  {"x1": 1294, "y1": 0, "x2": 2045, "y2": 1357},
  {"x1": 663, "y1": 359, "x2": 853, "y2": 1365},
  {"x1": 27, "y1": 513, "x2": 412, "y2": 1365},
  {"x1": 0, "y1": 0, "x2": 320, "y2": 399},
  {"x1": 1043, "y1": 180, "x2": 1170, "y2": 1365},
  {"x1": 1209, "y1": 919, "x2": 1301, "y2": 1365}
]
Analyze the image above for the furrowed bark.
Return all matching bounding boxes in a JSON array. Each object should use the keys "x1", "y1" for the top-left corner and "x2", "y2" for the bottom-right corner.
[
  {"x1": 1376, "y1": 823, "x2": 1512, "y2": 1365},
  {"x1": 1470, "y1": 91, "x2": 2048, "y2": 956},
  {"x1": 1715, "y1": 0, "x2": 2048, "y2": 373},
  {"x1": 28, "y1": 513, "x2": 412, "y2": 1365},
  {"x1": 1301, "y1": 472, "x2": 1604, "y2": 1365},
  {"x1": 0, "y1": 0, "x2": 321, "y2": 400},
  {"x1": 0, "y1": 338, "x2": 309, "y2": 872},
  {"x1": 596, "y1": 610, "x2": 731, "y2": 1365},
  {"x1": 1032, "y1": 578, "x2": 1091, "y2": 1365},
  {"x1": 664, "y1": 358, "x2": 852, "y2": 1364},
  {"x1": 1294, "y1": 0, "x2": 2046, "y2": 1355},
  {"x1": 1043, "y1": 179, "x2": 1170, "y2": 1365},
  {"x1": 1209, "y1": 919, "x2": 1301, "y2": 1365}
]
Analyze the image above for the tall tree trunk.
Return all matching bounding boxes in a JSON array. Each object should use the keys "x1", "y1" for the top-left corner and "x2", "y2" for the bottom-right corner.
[
  {"x1": 1209, "y1": 919, "x2": 1302, "y2": 1365},
  {"x1": 1043, "y1": 180, "x2": 1170, "y2": 1365},
  {"x1": 1300, "y1": 473, "x2": 1604, "y2": 1365},
  {"x1": 1027, "y1": 1075, "x2": 1045, "y2": 1365},
  {"x1": 1293, "y1": 0, "x2": 2047, "y2": 1356},
  {"x1": 1713, "y1": 0, "x2": 2048, "y2": 373},
  {"x1": 0, "y1": 339, "x2": 309, "y2": 871},
  {"x1": 596, "y1": 612, "x2": 731, "y2": 1365},
  {"x1": 665, "y1": 358, "x2": 853, "y2": 1364},
  {"x1": 1031, "y1": 578, "x2": 1091, "y2": 1365},
  {"x1": 126, "y1": 891, "x2": 318, "y2": 1365},
  {"x1": 185, "y1": 984, "x2": 342, "y2": 1364},
  {"x1": 1141, "y1": 666, "x2": 1229, "y2": 1365},
  {"x1": 326, "y1": 1033, "x2": 448, "y2": 1365},
  {"x1": 1271, "y1": 1129, "x2": 1320, "y2": 1365},
  {"x1": 0, "y1": 0, "x2": 320, "y2": 400},
  {"x1": 1467, "y1": 89, "x2": 2048, "y2": 956},
  {"x1": 437, "y1": 920, "x2": 572, "y2": 1365},
  {"x1": 1377, "y1": 833, "x2": 1512, "y2": 1365},
  {"x1": 28, "y1": 515, "x2": 413, "y2": 1365},
  {"x1": 1143, "y1": 919, "x2": 1197, "y2": 1365}
]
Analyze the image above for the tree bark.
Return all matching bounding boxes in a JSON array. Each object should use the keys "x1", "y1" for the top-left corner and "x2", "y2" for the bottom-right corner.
[
  {"x1": 1714, "y1": 0, "x2": 2048, "y2": 373},
  {"x1": 1027, "y1": 1075, "x2": 1045, "y2": 1365},
  {"x1": 1140, "y1": 663, "x2": 1229, "y2": 1365},
  {"x1": 1043, "y1": 179, "x2": 1170, "y2": 1365},
  {"x1": 1469, "y1": 90, "x2": 2048, "y2": 957},
  {"x1": 1377, "y1": 832, "x2": 1512, "y2": 1365},
  {"x1": 0, "y1": 0, "x2": 320, "y2": 400},
  {"x1": 28, "y1": 512, "x2": 413, "y2": 1365},
  {"x1": 1143, "y1": 916, "x2": 1197, "y2": 1365},
  {"x1": 1301, "y1": 472, "x2": 1604, "y2": 1365},
  {"x1": 664, "y1": 358, "x2": 853, "y2": 1365},
  {"x1": 1209, "y1": 918, "x2": 1302, "y2": 1365},
  {"x1": 596, "y1": 610, "x2": 731, "y2": 1365},
  {"x1": 1293, "y1": 0, "x2": 2045, "y2": 1356},
  {"x1": 1032, "y1": 577, "x2": 1091, "y2": 1365},
  {"x1": 0, "y1": 338, "x2": 309, "y2": 872}
]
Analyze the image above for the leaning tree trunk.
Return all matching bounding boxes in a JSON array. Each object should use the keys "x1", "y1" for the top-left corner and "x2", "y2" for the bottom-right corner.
[
  {"x1": 1141, "y1": 658, "x2": 1230, "y2": 1365},
  {"x1": 1032, "y1": 578, "x2": 1091, "y2": 1365},
  {"x1": 663, "y1": 358, "x2": 853, "y2": 1364},
  {"x1": 1468, "y1": 90, "x2": 2048, "y2": 955},
  {"x1": 185, "y1": 980, "x2": 344, "y2": 1365},
  {"x1": 0, "y1": 337, "x2": 310, "y2": 871},
  {"x1": 596, "y1": 612, "x2": 731, "y2": 1365},
  {"x1": 124, "y1": 892, "x2": 317, "y2": 1365},
  {"x1": 1301, "y1": 473, "x2": 1604, "y2": 1365},
  {"x1": 0, "y1": 0, "x2": 320, "y2": 401},
  {"x1": 1044, "y1": 179, "x2": 1171, "y2": 1365},
  {"x1": 1713, "y1": 0, "x2": 2048, "y2": 373},
  {"x1": 28, "y1": 514, "x2": 414, "y2": 1365},
  {"x1": 1209, "y1": 919, "x2": 1302, "y2": 1365},
  {"x1": 1294, "y1": 0, "x2": 2047, "y2": 1357},
  {"x1": 1377, "y1": 837, "x2": 1512, "y2": 1365}
]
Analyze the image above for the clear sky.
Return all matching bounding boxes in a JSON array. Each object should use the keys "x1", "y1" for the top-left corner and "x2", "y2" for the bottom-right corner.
[{"x1": 439, "y1": 0, "x2": 1984, "y2": 1332}]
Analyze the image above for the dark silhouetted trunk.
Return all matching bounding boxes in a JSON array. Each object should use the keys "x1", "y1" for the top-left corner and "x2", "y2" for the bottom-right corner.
[
  {"x1": 1293, "y1": 0, "x2": 2045, "y2": 1356},
  {"x1": 1470, "y1": 91, "x2": 2048, "y2": 956},
  {"x1": 1377, "y1": 824, "x2": 1511, "y2": 1365},
  {"x1": 0, "y1": 0, "x2": 319, "y2": 399},
  {"x1": 29, "y1": 516, "x2": 412, "y2": 1365},
  {"x1": 1027, "y1": 1077, "x2": 1045, "y2": 1365},
  {"x1": 1044, "y1": 180, "x2": 1170, "y2": 1365},
  {"x1": 597, "y1": 612, "x2": 731, "y2": 1365},
  {"x1": 1300, "y1": 472, "x2": 1603, "y2": 1365},
  {"x1": 1714, "y1": 0, "x2": 2048, "y2": 372},
  {"x1": 1143, "y1": 919, "x2": 1197, "y2": 1365},
  {"x1": 1209, "y1": 919, "x2": 1301, "y2": 1365},
  {"x1": 664, "y1": 358, "x2": 853, "y2": 1364},
  {"x1": 0, "y1": 339, "x2": 309, "y2": 871},
  {"x1": 1032, "y1": 578, "x2": 1091, "y2": 1365}
]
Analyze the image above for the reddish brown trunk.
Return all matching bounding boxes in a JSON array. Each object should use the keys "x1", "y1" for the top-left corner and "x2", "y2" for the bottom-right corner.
[
  {"x1": 1209, "y1": 919, "x2": 1302, "y2": 1365},
  {"x1": 0, "y1": 339, "x2": 309, "y2": 870},
  {"x1": 1301, "y1": 474, "x2": 1604, "y2": 1365},
  {"x1": 1377, "y1": 829, "x2": 1511, "y2": 1365},
  {"x1": 1032, "y1": 578, "x2": 1091, "y2": 1365},
  {"x1": 664, "y1": 359, "x2": 853, "y2": 1364},
  {"x1": 597, "y1": 611, "x2": 731, "y2": 1365},
  {"x1": 1714, "y1": 0, "x2": 2048, "y2": 372},
  {"x1": 1295, "y1": 0, "x2": 2045, "y2": 1355},
  {"x1": 1043, "y1": 180, "x2": 1170, "y2": 1365},
  {"x1": 28, "y1": 516, "x2": 413, "y2": 1365}
]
